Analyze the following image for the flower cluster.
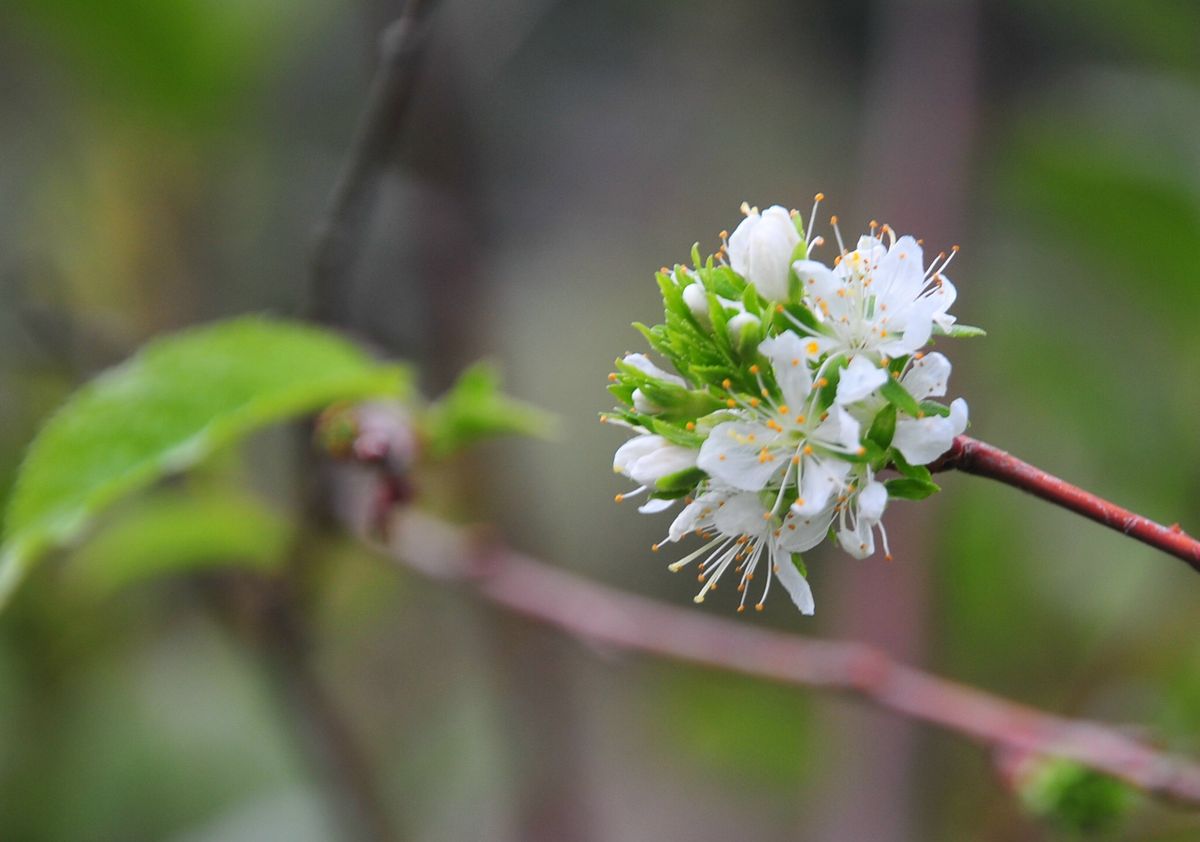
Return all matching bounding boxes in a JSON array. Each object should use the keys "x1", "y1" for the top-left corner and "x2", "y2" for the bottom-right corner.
[{"x1": 604, "y1": 198, "x2": 983, "y2": 616}]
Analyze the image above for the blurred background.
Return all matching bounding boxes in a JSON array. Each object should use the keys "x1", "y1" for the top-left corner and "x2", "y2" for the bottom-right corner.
[{"x1": 3, "y1": 0, "x2": 1200, "y2": 839}]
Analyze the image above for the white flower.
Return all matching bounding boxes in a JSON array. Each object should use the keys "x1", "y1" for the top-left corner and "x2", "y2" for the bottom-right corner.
[
  {"x1": 613, "y1": 433, "x2": 698, "y2": 512},
  {"x1": 836, "y1": 354, "x2": 889, "y2": 404},
  {"x1": 888, "y1": 351, "x2": 969, "y2": 465},
  {"x1": 727, "y1": 203, "x2": 801, "y2": 301},
  {"x1": 660, "y1": 486, "x2": 827, "y2": 614},
  {"x1": 696, "y1": 332, "x2": 863, "y2": 517},
  {"x1": 622, "y1": 353, "x2": 686, "y2": 415},
  {"x1": 833, "y1": 472, "x2": 891, "y2": 560},
  {"x1": 791, "y1": 230, "x2": 958, "y2": 360}
]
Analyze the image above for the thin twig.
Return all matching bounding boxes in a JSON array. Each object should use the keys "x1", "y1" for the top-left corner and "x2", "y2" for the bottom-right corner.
[
  {"x1": 370, "y1": 508, "x2": 1200, "y2": 808},
  {"x1": 933, "y1": 436, "x2": 1200, "y2": 575},
  {"x1": 309, "y1": 0, "x2": 439, "y2": 325}
]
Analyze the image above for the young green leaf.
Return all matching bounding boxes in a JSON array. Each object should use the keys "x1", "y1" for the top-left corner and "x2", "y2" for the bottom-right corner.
[
  {"x1": 885, "y1": 477, "x2": 941, "y2": 501},
  {"x1": 878, "y1": 376, "x2": 922, "y2": 417},
  {"x1": 0, "y1": 316, "x2": 408, "y2": 610},
  {"x1": 423, "y1": 362, "x2": 557, "y2": 458}
]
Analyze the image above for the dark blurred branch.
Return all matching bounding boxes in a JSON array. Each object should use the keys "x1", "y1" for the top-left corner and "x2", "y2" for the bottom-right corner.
[
  {"x1": 355, "y1": 507, "x2": 1200, "y2": 808},
  {"x1": 309, "y1": 0, "x2": 439, "y2": 325},
  {"x1": 933, "y1": 436, "x2": 1200, "y2": 575}
]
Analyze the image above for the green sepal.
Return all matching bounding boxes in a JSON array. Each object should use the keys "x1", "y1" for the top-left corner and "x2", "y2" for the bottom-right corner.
[
  {"x1": 885, "y1": 477, "x2": 941, "y2": 500},
  {"x1": 867, "y1": 404, "x2": 897, "y2": 450},
  {"x1": 655, "y1": 466, "x2": 707, "y2": 493},
  {"x1": 816, "y1": 355, "x2": 849, "y2": 409},
  {"x1": 879, "y1": 375, "x2": 922, "y2": 417},
  {"x1": 934, "y1": 323, "x2": 986, "y2": 338},
  {"x1": 919, "y1": 400, "x2": 951, "y2": 418},
  {"x1": 790, "y1": 553, "x2": 808, "y2": 578},
  {"x1": 707, "y1": 265, "x2": 746, "y2": 300},
  {"x1": 891, "y1": 451, "x2": 934, "y2": 482}
]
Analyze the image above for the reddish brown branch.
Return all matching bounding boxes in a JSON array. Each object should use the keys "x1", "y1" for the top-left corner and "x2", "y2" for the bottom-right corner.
[
  {"x1": 933, "y1": 436, "x2": 1200, "y2": 575},
  {"x1": 374, "y1": 509, "x2": 1200, "y2": 808}
]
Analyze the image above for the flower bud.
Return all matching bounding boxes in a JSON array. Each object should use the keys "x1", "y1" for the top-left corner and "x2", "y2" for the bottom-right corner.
[{"x1": 727, "y1": 204, "x2": 800, "y2": 301}]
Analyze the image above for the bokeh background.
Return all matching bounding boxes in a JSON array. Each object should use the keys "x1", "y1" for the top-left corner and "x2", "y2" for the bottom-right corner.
[{"x1": 3, "y1": 0, "x2": 1200, "y2": 839}]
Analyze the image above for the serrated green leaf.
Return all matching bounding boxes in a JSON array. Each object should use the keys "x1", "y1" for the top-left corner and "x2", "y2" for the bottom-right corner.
[
  {"x1": 885, "y1": 477, "x2": 941, "y2": 501},
  {"x1": 933, "y1": 323, "x2": 987, "y2": 338},
  {"x1": 424, "y1": 361, "x2": 557, "y2": 458},
  {"x1": 70, "y1": 489, "x2": 292, "y2": 596},
  {"x1": 0, "y1": 316, "x2": 408, "y2": 610},
  {"x1": 879, "y1": 376, "x2": 922, "y2": 417}
]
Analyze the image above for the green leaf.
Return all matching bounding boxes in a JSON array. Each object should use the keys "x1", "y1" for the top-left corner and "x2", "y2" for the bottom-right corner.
[
  {"x1": 934, "y1": 323, "x2": 987, "y2": 338},
  {"x1": 867, "y1": 405, "x2": 897, "y2": 450},
  {"x1": 424, "y1": 362, "x2": 557, "y2": 458},
  {"x1": 1017, "y1": 757, "x2": 1135, "y2": 834},
  {"x1": 70, "y1": 489, "x2": 292, "y2": 596},
  {"x1": 0, "y1": 316, "x2": 408, "y2": 610},
  {"x1": 879, "y1": 376, "x2": 922, "y2": 417},
  {"x1": 885, "y1": 477, "x2": 941, "y2": 501}
]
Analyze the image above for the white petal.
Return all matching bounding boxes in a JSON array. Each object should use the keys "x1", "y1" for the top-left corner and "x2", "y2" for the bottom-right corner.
[
  {"x1": 793, "y1": 258, "x2": 839, "y2": 301},
  {"x1": 813, "y1": 404, "x2": 862, "y2": 452},
  {"x1": 773, "y1": 548, "x2": 815, "y2": 615},
  {"x1": 682, "y1": 283, "x2": 711, "y2": 327},
  {"x1": 730, "y1": 206, "x2": 800, "y2": 301},
  {"x1": 949, "y1": 397, "x2": 969, "y2": 435},
  {"x1": 838, "y1": 518, "x2": 876, "y2": 559},
  {"x1": 892, "y1": 416, "x2": 956, "y2": 465},
  {"x1": 638, "y1": 498, "x2": 676, "y2": 514},
  {"x1": 613, "y1": 434, "x2": 667, "y2": 476},
  {"x1": 779, "y1": 505, "x2": 835, "y2": 552},
  {"x1": 794, "y1": 455, "x2": 850, "y2": 515},
  {"x1": 632, "y1": 388, "x2": 661, "y2": 415},
  {"x1": 856, "y1": 480, "x2": 888, "y2": 523},
  {"x1": 714, "y1": 492, "x2": 770, "y2": 537},
  {"x1": 873, "y1": 235, "x2": 925, "y2": 309},
  {"x1": 836, "y1": 356, "x2": 888, "y2": 404},
  {"x1": 758, "y1": 332, "x2": 816, "y2": 409},
  {"x1": 622, "y1": 353, "x2": 685, "y2": 387},
  {"x1": 901, "y1": 352, "x2": 951, "y2": 400},
  {"x1": 668, "y1": 500, "x2": 705, "y2": 541},
  {"x1": 629, "y1": 444, "x2": 698, "y2": 486},
  {"x1": 697, "y1": 422, "x2": 784, "y2": 491}
]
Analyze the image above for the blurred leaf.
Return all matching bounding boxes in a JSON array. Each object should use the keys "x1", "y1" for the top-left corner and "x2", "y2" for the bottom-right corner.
[
  {"x1": 423, "y1": 362, "x2": 557, "y2": 459},
  {"x1": 70, "y1": 490, "x2": 292, "y2": 596},
  {"x1": 7, "y1": 0, "x2": 326, "y2": 128},
  {"x1": 1016, "y1": 756, "x2": 1136, "y2": 834},
  {"x1": 0, "y1": 316, "x2": 409, "y2": 610}
]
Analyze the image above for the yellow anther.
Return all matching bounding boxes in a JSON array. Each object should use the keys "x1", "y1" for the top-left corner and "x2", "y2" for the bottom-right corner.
[
  {"x1": 795, "y1": 415, "x2": 806, "y2": 424},
  {"x1": 749, "y1": 397, "x2": 760, "y2": 408},
  {"x1": 814, "y1": 192, "x2": 825, "y2": 202},
  {"x1": 755, "y1": 603, "x2": 765, "y2": 612},
  {"x1": 686, "y1": 421, "x2": 696, "y2": 431},
  {"x1": 791, "y1": 455, "x2": 801, "y2": 465},
  {"x1": 830, "y1": 215, "x2": 839, "y2": 225},
  {"x1": 726, "y1": 398, "x2": 737, "y2": 408},
  {"x1": 778, "y1": 405, "x2": 790, "y2": 415},
  {"x1": 614, "y1": 494, "x2": 624, "y2": 503},
  {"x1": 803, "y1": 445, "x2": 814, "y2": 455},
  {"x1": 816, "y1": 377, "x2": 829, "y2": 388},
  {"x1": 607, "y1": 373, "x2": 618, "y2": 382}
]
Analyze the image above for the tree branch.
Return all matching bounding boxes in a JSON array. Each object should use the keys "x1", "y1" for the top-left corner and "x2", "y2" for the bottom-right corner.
[
  {"x1": 367, "y1": 507, "x2": 1200, "y2": 808},
  {"x1": 933, "y1": 436, "x2": 1200, "y2": 575},
  {"x1": 308, "y1": 0, "x2": 439, "y2": 325}
]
